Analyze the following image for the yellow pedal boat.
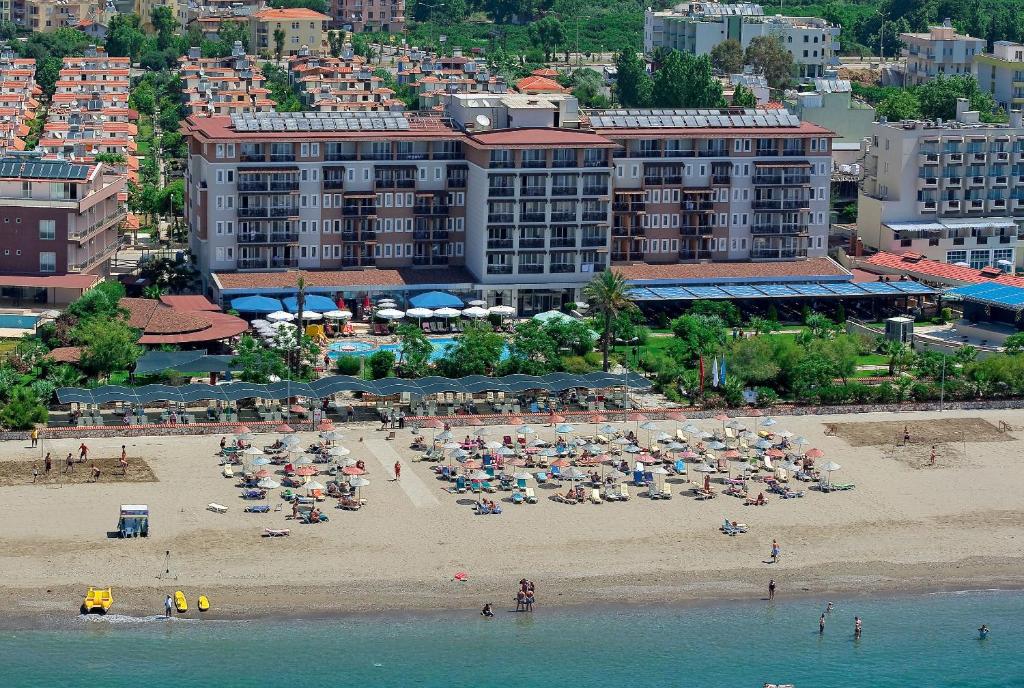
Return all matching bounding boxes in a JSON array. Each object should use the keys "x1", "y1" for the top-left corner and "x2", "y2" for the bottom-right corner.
[
  {"x1": 82, "y1": 587, "x2": 113, "y2": 614},
  {"x1": 174, "y1": 590, "x2": 188, "y2": 613}
]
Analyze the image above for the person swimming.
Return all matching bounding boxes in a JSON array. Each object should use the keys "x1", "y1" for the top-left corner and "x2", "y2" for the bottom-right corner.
[
  {"x1": 481, "y1": 603, "x2": 494, "y2": 618},
  {"x1": 979, "y1": 624, "x2": 990, "y2": 639},
  {"x1": 826, "y1": 601, "x2": 834, "y2": 614}
]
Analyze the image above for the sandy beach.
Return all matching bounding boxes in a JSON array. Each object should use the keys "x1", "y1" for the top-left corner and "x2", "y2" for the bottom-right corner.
[{"x1": 1, "y1": 408, "x2": 1023, "y2": 621}]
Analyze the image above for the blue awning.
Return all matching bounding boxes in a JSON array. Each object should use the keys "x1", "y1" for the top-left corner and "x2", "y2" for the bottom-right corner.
[
  {"x1": 282, "y1": 295, "x2": 338, "y2": 313},
  {"x1": 230, "y1": 295, "x2": 283, "y2": 313},
  {"x1": 409, "y1": 291, "x2": 464, "y2": 309},
  {"x1": 627, "y1": 280, "x2": 937, "y2": 301},
  {"x1": 946, "y1": 282, "x2": 1024, "y2": 311}
]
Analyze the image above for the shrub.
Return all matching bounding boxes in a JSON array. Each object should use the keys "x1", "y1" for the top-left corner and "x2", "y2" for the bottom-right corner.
[
  {"x1": 939, "y1": 307, "x2": 953, "y2": 323},
  {"x1": 561, "y1": 355, "x2": 595, "y2": 374},
  {"x1": 583, "y1": 351, "x2": 603, "y2": 367},
  {"x1": 653, "y1": 312, "x2": 670, "y2": 329},
  {"x1": 873, "y1": 382, "x2": 896, "y2": 403},
  {"x1": 367, "y1": 350, "x2": 395, "y2": 379},
  {"x1": 754, "y1": 387, "x2": 779, "y2": 407},
  {"x1": 335, "y1": 355, "x2": 361, "y2": 375}
]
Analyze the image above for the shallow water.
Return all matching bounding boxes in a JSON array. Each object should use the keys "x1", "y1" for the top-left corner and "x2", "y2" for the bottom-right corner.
[{"x1": 2, "y1": 590, "x2": 1020, "y2": 687}]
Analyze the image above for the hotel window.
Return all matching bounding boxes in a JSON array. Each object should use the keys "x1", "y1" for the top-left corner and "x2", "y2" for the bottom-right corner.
[
  {"x1": 993, "y1": 248, "x2": 1014, "y2": 264},
  {"x1": 38, "y1": 219, "x2": 55, "y2": 240},
  {"x1": 969, "y1": 250, "x2": 991, "y2": 269},
  {"x1": 39, "y1": 251, "x2": 56, "y2": 273}
]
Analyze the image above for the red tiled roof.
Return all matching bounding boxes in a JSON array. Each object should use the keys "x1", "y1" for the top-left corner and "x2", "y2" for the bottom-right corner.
[
  {"x1": 119, "y1": 297, "x2": 248, "y2": 344},
  {"x1": 213, "y1": 267, "x2": 475, "y2": 291},
  {"x1": 254, "y1": 7, "x2": 329, "y2": 19},
  {"x1": 160, "y1": 295, "x2": 221, "y2": 311},
  {"x1": 531, "y1": 68, "x2": 559, "y2": 77},
  {"x1": 861, "y1": 251, "x2": 1024, "y2": 287},
  {"x1": 616, "y1": 257, "x2": 848, "y2": 282},
  {"x1": 0, "y1": 274, "x2": 101, "y2": 290},
  {"x1": 46, "y1": 346, "x2": 83, "y2": 363},
  {"x1": 515, "y1": 75, "x2": 566, "y2": 93}
]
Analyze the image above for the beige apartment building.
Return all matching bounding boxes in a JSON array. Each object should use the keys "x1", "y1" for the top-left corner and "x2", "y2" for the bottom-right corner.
[
  {"x1": 182, "y1": 97, "x2": 834, "y2": 311},
  {"x1": 901, "y1": 19, "x2": 985, "y2": 86},
  {"x1": 250, "y1": 7, "x2": 330, "y2": 58},
  {"x1": 858, "y1": 100, "x2": 1024, "y2": 269}
]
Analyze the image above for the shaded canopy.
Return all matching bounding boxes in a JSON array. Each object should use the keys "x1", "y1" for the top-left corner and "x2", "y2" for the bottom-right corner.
[
  {"x1": 134, "y1": 350, "x2": 240, "y2": 375},
  {"x1": 230, "y1": 295, "x2": 283, "y2": 313},
  {"x1": 283, "y1": 295, "x2": 338, "y2": 313},
  {"x1": 57, "y1": 372, "x2": 651, "y2": 405},
  {"x1": 409, "y1": 291, "x2": 464, "y2": 309}
]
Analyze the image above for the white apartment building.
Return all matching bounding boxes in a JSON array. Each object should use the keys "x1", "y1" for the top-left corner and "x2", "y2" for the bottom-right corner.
[
  {"x1": 901, "y1": 19, "x2": 985, "y2": 87},
  {"x1": 858, "y1": 100, "x2": 1024, "y2": 269},
  {"x1": 644, "y1": 3, "x2": 840, "y2": 79},
  {"x1": 976, "y1": 41, "x2": 1024, "y2": 112}
]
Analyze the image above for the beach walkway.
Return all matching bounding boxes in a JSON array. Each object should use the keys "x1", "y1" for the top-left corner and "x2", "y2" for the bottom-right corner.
[{"x1": 363, "y1": 438, "x2": 440, "y2": 509}]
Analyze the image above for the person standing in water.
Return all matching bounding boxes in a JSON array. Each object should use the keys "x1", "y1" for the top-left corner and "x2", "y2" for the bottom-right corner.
[
  {"x1": 978, "y1": 624, "x2": 990, "y2": 639},
  {"x1": 767, "y1": 579, "x2": 776, "y2": 601},
  {"x1": 164, "y1": 595, "x2": 173, "y2": 618},
  {"x1": 826, "y1": 601, "x2": 834, "y2": 614},
  {"x1": 819, "y1": 613, "x2": 826, "y2": 634},
  {"x1": 854, "y1": 616, "x2": 862, "y2": 638}
]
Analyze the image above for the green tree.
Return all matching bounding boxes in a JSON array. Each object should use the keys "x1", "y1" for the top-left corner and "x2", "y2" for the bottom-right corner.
[
  {"x1": 150, "y1": 5, "x2": 176, "y2": 50},
  {"x1": 274, "y1": 27, "x2": 286, "y2": 60},
  {"x1": 434, "y1": 322, "x2": 505, "y2": 376},
  {"x1": 565, "y1": 68, "x2": 609, "y2": 107},
  {"x1": 690, "y1": 299, "x2": 741, "y2": 326},
  {"x1": 747, "y1": 316, "x2": 778, "y2": 335},
  {"x1": 710, "y1": 38, "x2": 744, "y2": 74},
  {"x1": 530, "y1": 16, "x2": 566, "y2": 62},
  {"x1": 744, "y1": 36, "x2": 793, "y2": 90},
  {"x1": 651, "y1": 50, "x2": 723, "y2": 108},
  {"x1": 883, "y1": 340, "x2": 915, "y2": 376},
  {"x1": 106, "y1": 13, "x2": 147, "y2": 60},
  {"x1": 728, "y1": 335, "x2": 781, "y2": 386},
  {"x1": 582, "y1": 269, "x2": 635, "y2": 372},
  {"x1": 395, "y1": 324, "x2": 433, "y2": 378},
  {"x1": 66, "y1": 281, "x2": 126, "y2": 321},
  {"x1": 269, "y1": 0, "x2": 328, "y2": 12},
  {"x1": 877, "y1": 89, "x2": 920, "y2": 120},
  {"x1": 0, "y1": 386, "x2": 48, "y2": 430},
  {"x1": 917, "y1": 74, "x2": 1002, "y2": 122},
  {"x1": 367, "y1": 350, "x2": 396, "y2": 379},
  {"x1": 483, "y1": 0, "x2": 539, "y2": 24},
  {"x1": 791, "y1": 352, "x2": 839, "y2": 401},
  {"x1": 232, "y1": 333, "x2": 287, "y2": 383},
  {"x1": 1003, "y1": 332, "x2": 1024, "y2": 354},
  {"x1": 504, "y1": 319, "x2": 560, "y2": 375},
  {"x1": 74, "y1": 319, "x2": 143, "y2": 379},
  {"x1": 809, "y1": 335, "x2": 859, "y2": 383},
  {"x1": 732, "y1": 83, "x2": 757, "y2": 107},
  {"x1": 614, "y1": 50, "x2": 652, "y2": 107},
  {"x1": 543, "y1": 318, "x2": 595, "y2": 356},
  {"x1": 669, "y1": 314, "x2": 725, "y2": 364}
]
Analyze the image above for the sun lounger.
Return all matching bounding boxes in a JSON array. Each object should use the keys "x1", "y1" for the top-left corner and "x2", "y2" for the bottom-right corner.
[
  {"x1": 455, "y1": 476, "x2": 467, "y2": 493},
  {"x1": 553, "y1": 492, "x2": 578, "y2": 505},
  {"x1": 339, "y1": 496, "x2": 361, "y2": 510},
  {"x1": 693, "y1": 488, "x2": 716, "y2": 500},
  {"x1": 524, "y1": 487, "x2": 538, "y2": 503},
  {"x1": 480, "y1": 480, "x2": 496, "y2": 493},
  {"x1": 207, "y1": 503, "x2": 228, "y2": 514},
  {"x1": 720, "y1": 519, "x2": 748, "y2": 535},
  {"x1": 534, "y1": 471, "x2": 548, "y2": 484},
  {"x1": 245, "y1": 504, "x2": 271, "y2": 513},
  {"x1": 590, "y1": 488, "x2": 603, "y2": 504},
  {"x1": 619, "y1": 483, "x2": 630, "y2": 501},
  {"x1": 222, "y1": 465, "x2": 234, "y2": 478},
  {"x1": 263, "y1": 528, "x2": 290, "y2": 537},
  {"x1": 511, "y1": 490, "x2": 525, "y2": 504}
]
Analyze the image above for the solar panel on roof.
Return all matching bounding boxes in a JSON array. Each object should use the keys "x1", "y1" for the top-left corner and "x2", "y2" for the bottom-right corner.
[
  {"x1": 721, "y1": 285, "x2": 763, "y2": 298},
  {"x1": 757, "y1": 285, "x2": 797, "y2": 297},
  {"x1": 790, "y1": 284, "x2": 832, "y2": 296},
  {"x1": 823, "y1": 283, "x2": 863, "y2": 295},
  {"x1": 859, "y1": 282, "x2": 899, "y2": 294},
  {"x1": 688, "y1": 287, "x2": 727, "y2": 299}
]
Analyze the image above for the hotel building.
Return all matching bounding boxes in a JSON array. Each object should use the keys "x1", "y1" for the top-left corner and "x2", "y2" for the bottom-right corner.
[
  {"x1": 900, "y1": 20, "x2": 985, "y2": 87},
  {"x1": 858, "y1": 100, "x2": 1024, "y2": 269},
  {"x1": 183, "y1": 98, "x2": 834, "y2": 312}
]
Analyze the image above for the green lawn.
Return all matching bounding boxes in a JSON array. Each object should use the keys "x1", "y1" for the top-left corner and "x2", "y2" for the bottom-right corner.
[
  {"x1": 137, "y1": 117, "x2": 154, "y2": 156},
  {"x1": 856, "y1": 353, "x2": 889, "y2": 366}
]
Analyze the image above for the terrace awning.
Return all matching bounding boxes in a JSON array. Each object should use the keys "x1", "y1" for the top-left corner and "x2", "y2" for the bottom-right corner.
[
  {"x1": 56, "y1": 372, "x2": 650, "y2": 405},
  {"x1": 135, "y1": 350, "x2": 240, "y2": 375},
  {"x1": 230, "y1": 295, "x2": 283, "y2": 313},
  {"x1": 409, "y1": 291, "x2": 464, "y2": 309},
  {"x1": 282, "y1": 294, "x2": 338, "y2": 313},
  {"x1": 627, "y1": 280, "x2": 937, "y2": 301}
]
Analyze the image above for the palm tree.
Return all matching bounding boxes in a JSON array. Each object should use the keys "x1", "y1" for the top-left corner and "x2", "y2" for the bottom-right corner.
[
  {"x1": 294, "y1": 275, "x2": 305, "y2": 377},
  {"x1": 274, "y1": 28, "x2": 286, "y2": 61},
  {"x1": 582, "y1": 269, "x2": 634, "y2": 372}
]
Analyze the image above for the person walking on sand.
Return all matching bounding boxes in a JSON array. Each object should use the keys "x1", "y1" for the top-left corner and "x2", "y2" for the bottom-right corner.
[
  {"x1": 44, "y1": 452, "x2": 52, "y2": 474},
  {"x1": 90, "y1": 464, "x2": 101, "y2": 482},
  {"x1": 771, "y1": 539, "x2": 781, "y2": 564},
  {"x1": 929, "y1": 445, "x2": 937, "y2": 466},
  {"x1": 65, "y1": 452, "x2": 74, "y2": 474},
  {"x1": 164, "y1": 595, "x2": 173, "y2": 618},
  {"x1": 347, "y1": 403, "x2": 355, "y2": 423},
  {"x1": 394, "y1": 461, "x2": 401, "y2": 481},
  {"x1": 819, "y1": 613, "x2": 826, "y2": 634},
  {"x1": 854, "y1": 616, "x2": 862, "y2": 638},
  {"x1": 32, "y1": 465, "x2": 38, "y2": 483},
  {"x1": 79, "y1": 442, "x2": 88, "y2": 462},
  {"x1": 121, "y1": 446, "x2": 129, "y2": 475},
  {"x1": 30, "y1": 428, "x2": 38, "y2": 448},
  {"x1": 903, "y1": 425, "x2": 911, "y2": 446},
  {"x1": 768, "y1": 579, "x2": 776, "y2": 601}
]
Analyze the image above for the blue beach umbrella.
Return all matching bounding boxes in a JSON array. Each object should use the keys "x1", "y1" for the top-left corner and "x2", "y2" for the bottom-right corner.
[{"x1": 231, "y1": 295, "x2": 283, "y2": 314}]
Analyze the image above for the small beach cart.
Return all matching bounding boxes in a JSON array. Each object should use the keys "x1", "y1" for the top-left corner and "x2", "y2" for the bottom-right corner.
[{"x1": 117, "y1": 504, "x2": 150, "y2": 537}]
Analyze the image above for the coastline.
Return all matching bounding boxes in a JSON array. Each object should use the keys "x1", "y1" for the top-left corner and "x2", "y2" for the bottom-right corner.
[{"x1": 3, "y1": 555, "x2": 1023, "y2": 629}]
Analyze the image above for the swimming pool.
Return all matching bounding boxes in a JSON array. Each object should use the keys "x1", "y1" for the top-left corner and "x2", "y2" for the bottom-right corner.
[
  {"x1": 327, "y1": 337, "x2": 508, "y2": 362},
  {"x1": 0, "y1": 313, "x2": 39, "y2": 329}
]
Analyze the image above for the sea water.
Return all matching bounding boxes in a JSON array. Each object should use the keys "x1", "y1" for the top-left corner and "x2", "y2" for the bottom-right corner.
[{"x1": 1, "y1": 590, "x2": 1021, "y2": 687}]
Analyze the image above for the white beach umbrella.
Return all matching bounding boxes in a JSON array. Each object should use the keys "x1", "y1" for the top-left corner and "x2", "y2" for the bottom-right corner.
[
  {"x1": 562, "y1": 467, "x2": 586, "y2": 481},
  {"x1": 488, "y1": 305, "x2": 516, "y2": 317},
  {"x1": 555, "y1": 424, "x2": 574, "y2": 434},
  {"x1": 612, "y1": 437, "x2": 632, "y2": 446},
  {"x1": 235, "y1": 432, "x2": 255, "y2": 441},
  {"x1": 462, "y1": 306, "x2": 488, "y2": 319},
  {"x1": 319, "y1": 431, "x2": 343, "y2": 441},
  {"x1": 257, "y1": 477, "x2": 280, "y2": 489},
  {"x1": 328, "y1": 446, "x2": 352, "y2": 457},
  {"x1": 406, "y1": 307, "x2": 435, "y2": 320},
  {"x1": 517, "y1": 424, "x2": 536, "y2": 435},
  {"x1": 683, "y1": 424, "x2": 701, "y2": 434},
  {"x1": 761, "y1": 418, "x2": 777, "y2": 427},
  {"x1": 694, "y1": 463, "x2": 716, "y2": 474},
  {"x1": 624, "y1": 445, "x2": 642, "y2": 453},
  {"x1": 485, "y1": 441, "x2": 503, "y2": 450},
  {"x1": 281, "y1": 435, "x2": 301, "y2": 447},
  {"x1": 323, "y1": 309, "x2": 353, "y2": 320},
  {"x1": 299, "y1": 310, "x2": 323, "y2": 321},
  {"x1": 469, "y1": 470, "x2": 491, "y2": 480},
  {"x1": 243, "y1": 447, "x2": 264, "y2": 456},
  {"x1": 467, "y1": 299, "x2": 487, "y2": 307},
  {"x1": 652, "y1": 466, "x2": 669, "y2": 475},
  {"x1": 293, "y1": 455, "x2": 314, "y2": 466},
  {"x1": 338, "y1": 457, "x2": 357, "y2": 467},
  {"x1": 349, "y1": 476, "x2": 370, "y2": 488},
  {"x1": 656, "y1": 432, "x2": 673, "y2": 442},
  {"x1": 513, "y1": 472, "x2": 533, "y2": 481},
  {"x1": 598, "y1": 424, "x2": 616, "y2": 434},
  {"x1": 498, "y1": 447, "x2": 517, "y2": 456},
  {"x1": 304, "y1": 480, "x2": 326, "y2": 491},
  {"x1": 437, "y1": 430, "x2": 453, "y2": 442},
  {"x1": 267, "y1": 310, "x2": 295, "y2": 322},
  {"x1": 250, "y1": 456, "x2": 271, "y2": 466},
  {"x1": 376, "y1": 308, "x2": 405, "y2": 320},
  {"x1": 251, "y1": 319, "x2": 270, "y2": 327},
  {"x1": 434, "y1": 307, "x2": 461, "y2": 318},
  {"x1": 822, "y1": 461, "x2": 842, "y2": 473}
]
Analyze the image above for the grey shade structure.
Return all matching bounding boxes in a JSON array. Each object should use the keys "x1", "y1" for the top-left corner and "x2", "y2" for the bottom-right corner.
[
  {"x1": 57, "y1": 372, "x2": 651, "y2": 405},
  {"x1": 134, "y1": 350, "x2": 240, "y2": 375}
]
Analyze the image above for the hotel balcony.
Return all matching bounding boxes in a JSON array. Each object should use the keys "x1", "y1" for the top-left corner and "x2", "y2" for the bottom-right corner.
[
  {"x1": 918, "y1": 200, "x2": 938, "y2": 213},
  {"x1": 237, "y1": 232, "x2": 299, "y2": 244},
  {"x1": 941, "y1": 199, "x2": 961, "y2": 212},
  {"x1": 68, "y1": 207, "x2": 126, "y2": 242},
  {"x1": 68, "y1": 237, "x2": 122, "y2": 272},
  {"x1": 919, "y1": 176, "x2": 938, "y2": 188}
]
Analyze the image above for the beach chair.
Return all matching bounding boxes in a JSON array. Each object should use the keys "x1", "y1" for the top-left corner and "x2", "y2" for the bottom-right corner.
[
  {"x1": 222, "y1": 464, "x2": 234, "y2": 478},
  {"x1": 549, "y1": 465, "x2": 562, "y2": 482},
  {"x1": 590, "y1": 488, "x2": 603, "y2": 504},
  {"x1": 832, "y1": 482, "x2": 855, "y2": 491},
  {"x1": 673, "y1": 459, "x2": 687, "y2": 475},
  {"x1": 720, "y1": 519, "x2": 747, "y2": 535},
  {"x1": 619, "y1": 483, "x2": 630, "y2": 501},
  {"x1": 339, "y1": 495, "x2": 361, "y2": 511},
  {"x1": 470, "y1": 480, "x2": 483, "y2": 494},
  {"x1": 534, "y1": 471, "x2": 548, "y2": 484},
  {"x1": 632, "y1": 469, "x2": 646, "y2": 486},
  {"x1": 512, "y1": 490, "x2": 525, "y2": 504},
  {"x1": 421, "y1": 322, "x2": 431, "y2": 334},
  {"x1": 263, "y1": 528, "x2": 290, "y2": 537},
  {"x1": 523, "y1": 487, "x2": 538, "y2": 503},
  {"x1": 480, "y1": 480, "x2": 496, "y2": 493},
  {"x1": 207, "y1": 503, "x2": 228, "y2": 514},
  {"x1": 455, "y1": 476, "x2": 467, "y2": 493},
  {"x1": 516, "y1": 477, "x2": 528, "y2": 491},
  {"x1": 245, "y1": 505, "x2": 271, "y2": 513}
]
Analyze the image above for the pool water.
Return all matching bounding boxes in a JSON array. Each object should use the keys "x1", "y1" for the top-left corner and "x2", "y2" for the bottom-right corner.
[
  {"x1": 0, "y1": 313, "x2": 39, "y2": 329},
  {"x1": 328, "y1": 337, "x2": 509, "y2": 362}
]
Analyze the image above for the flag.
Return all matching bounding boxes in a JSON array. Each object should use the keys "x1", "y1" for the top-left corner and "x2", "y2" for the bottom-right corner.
[
  {"x1": 720, "y1": 359, "x2": 727, "y2": 387},
  {"x1": 712, "y1": 357, "x2": 719, "y2": 388},
  {"x1": 698, "y1": 356, "x2": 705, "y2": 395}
]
